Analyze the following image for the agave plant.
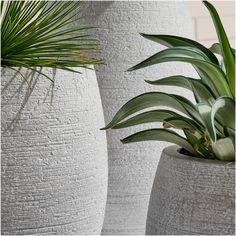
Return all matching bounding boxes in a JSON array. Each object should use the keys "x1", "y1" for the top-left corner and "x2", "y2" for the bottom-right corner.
[
  {"x1": 1, "y1": 0, "x2": 101, "y2": 81},
  {"x1": 103, "y1": 1, "x2": 235, "y2": 161}
]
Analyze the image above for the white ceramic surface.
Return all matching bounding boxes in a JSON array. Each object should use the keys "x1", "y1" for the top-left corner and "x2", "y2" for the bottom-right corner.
[
  {"x1": 82, "y1": 1, "x2": 196, "y2": 234},
  {"x1": 1, "y1": 67, "x2": 108, "y2": 235}
]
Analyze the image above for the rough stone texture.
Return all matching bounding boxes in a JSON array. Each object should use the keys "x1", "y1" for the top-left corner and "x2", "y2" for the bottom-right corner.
[
  {"x1": 81, "y1": 1, "x2": 196, "y2": 234},
  {"x1": 146, "y1": 145, "x2": 235, "y2": 235},
  {"x1": 1, "y1": 67, "x2": 108, "y2": 235}
]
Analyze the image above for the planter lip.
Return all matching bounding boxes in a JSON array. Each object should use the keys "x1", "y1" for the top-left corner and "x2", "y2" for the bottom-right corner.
[
  {"x1": 1, "y1": 66, "x2": 95, "y2": 74},
  {"x1": 163, "y1": 145, "x2": 235, "y2": 168}
]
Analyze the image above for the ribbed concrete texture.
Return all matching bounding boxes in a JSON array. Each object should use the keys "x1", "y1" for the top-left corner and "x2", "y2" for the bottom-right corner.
[
  {"x1": 146, "y1": 146, "x2": 235, "y2": 235},
  {"x1": 82, "y1": 1, "x2": 196, "y2": 234},
  {"x1": 1, "y1": 67, "x2": 108, "y2": 235}
]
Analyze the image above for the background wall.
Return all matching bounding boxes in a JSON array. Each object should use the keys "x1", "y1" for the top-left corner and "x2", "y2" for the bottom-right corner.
[{"x1": 188, "y1": 1, "x2": 235, "y2": 47}]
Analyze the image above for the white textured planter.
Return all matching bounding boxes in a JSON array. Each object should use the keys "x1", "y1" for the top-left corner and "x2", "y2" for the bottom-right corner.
[
  {"x1": 83, "y1": 1, "x2": 196, "y2": 234},
  {"x1": 1, "y1": 67, "x2": 108, "y2": 235},
  {"x1": 146, "y1": 146, "x2": 235, "y2": 235}
]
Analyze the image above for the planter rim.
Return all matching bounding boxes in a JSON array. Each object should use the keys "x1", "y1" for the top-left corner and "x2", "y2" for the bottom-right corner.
[
  {"x1": 1, "y1": 66, "x2": 94, "y2": 71},
  {"x1": 163, "y1": 145, "x2": 235, "y2": 167}
]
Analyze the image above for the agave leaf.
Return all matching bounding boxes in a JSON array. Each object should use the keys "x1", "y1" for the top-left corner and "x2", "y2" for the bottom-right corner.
[
  {"x1": 102, "y1": 92, "x2": 202, "y2": 129},
  {"x1": 214, "y1": 121, "x2": 225, "y2": 138},
  {"x1": 210, "y1": 43, "x2": 236, "y2": 56},
  {"x1": 224, "y1": 127, "x2": 235, "y2": 152},
  {"x1": 197, "y1": 103, "x2": 216, "y2": 142},
  {"x1": 128, "y1": 47, "x2": 232, "y2": 98},
  {"x1": 145, "y1": 75, "x2": 215, "y2": 103},
  {"x1": 209, "y1": 43, "x2": 235, "y2": 74},
  {"x1": 112, "y1": 109, "x2": 204, "y2": 130},
  {"x1": 163, "y1": 116, "x2": 204, "y2": 132},
  {"x1": 140, "y1": 33, "x2": 219, "y2": 65},
  {"x1": 224, "y1": 127, "x2": 235, "y2": 139},
  {"x1": 112, "y1": 110, "x2": 175, "y2": 129},
  {"x1": 211, "y1": 96, "x2": 235, "y2": 130},
  {"x1": 193, "y1": 67, "x2": 220, "y2": 98},
  {"x1": 183, "y1": 129, "x2": 214, "y2": 159},
  {"x1": 121, "y1": 128, "x2": 195, "y2": 154},
  {"x1": 209, "y1": 43, "x2": 222, "y2": 55},
  {"x1": 211, "y1": 137, "x2": 235, "y2": 161},
  {"x1": 203, "y1": 1, "x2": 235, "y2": 97},
  {"x1": 196, "y1": 97, "x2": 235, "y2": 143}
]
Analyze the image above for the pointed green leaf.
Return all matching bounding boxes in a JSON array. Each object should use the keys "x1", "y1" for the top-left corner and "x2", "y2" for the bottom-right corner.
[
  {"x1": 102, "y1": 92, "x2": 201, "y2": 129},
  {"x1": 128, "y1": 47, "x2": 232, "y2": 98},
  {"x1": 121, "y1": 128, "x2": 195, "y2": 154},
  {"x1": 183, "y1": 129, "x2": 214, "y2": 159},
  {"x1": 203, "y1": 1, "x2": 235, "y2": 97},
  {"x1": 112, "y1": 110, "x2": 176, "y2": 129},
  {"x1": 224, "y1": 127, "x2": 235, "y2": 140},
  {"x1": 164, "y1": 116, "x2": 204, "y2": 132},
  {"x1": 211, "y1": 137, "x2": 235, "y2": 161},
  {"x1": 197, "y1": 103, "x2": 216, "y2": 142},
  {"x1": 209, "y1": 43, "x2": 222, "y2": 55},
  {"x1": 145, "y1": 75, "x2": 215, "y2": 103},
  {"x1": 211, "y1": 96, "x2": 235, "y2": 130},
  {"x1": 209, "y1": 43, "x2": 235, "y2": 56},
  {"x1": 1, "y1": 1, "x2": 101, "y2": 81},
  {"x1": 140, "y1": 33, "x2": 219, "y2": 65}
]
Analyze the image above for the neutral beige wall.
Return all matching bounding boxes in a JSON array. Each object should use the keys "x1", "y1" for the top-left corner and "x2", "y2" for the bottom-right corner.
[{"x1": 188, "y1": 1, "x2": 235, "y2": 48}]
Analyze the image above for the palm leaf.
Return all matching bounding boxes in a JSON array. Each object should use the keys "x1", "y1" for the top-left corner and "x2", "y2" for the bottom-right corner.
[{"x1": 1, "y1": 1, "x2": 101, "y2": 80}]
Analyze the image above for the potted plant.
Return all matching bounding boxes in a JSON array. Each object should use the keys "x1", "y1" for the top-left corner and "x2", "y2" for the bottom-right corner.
[
  {"x1": 103, "y1": 1, "x2": 235, "y2": 235},
  {"x1": 1, "y1": 1, "x2": 107, "y2": 235}
]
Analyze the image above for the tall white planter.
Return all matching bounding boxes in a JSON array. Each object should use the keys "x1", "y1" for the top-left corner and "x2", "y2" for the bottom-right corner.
[
  {"x1": 1, "y1": 67, "x2": 108, "y2": 235},
  {"x1": 84, "y1": 1, "x2": 196, "y2": 234}
]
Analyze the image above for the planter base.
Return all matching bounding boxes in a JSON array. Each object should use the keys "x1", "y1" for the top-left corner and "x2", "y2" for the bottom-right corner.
[
  {"x1": 1, "y1": 68, "x2": 108, "y2": 235},
  {"x1": 146, "y1": 146, "x2": 235, "y2": 235}
]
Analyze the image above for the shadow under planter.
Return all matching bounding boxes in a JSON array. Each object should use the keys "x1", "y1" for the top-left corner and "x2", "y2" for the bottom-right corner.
[
  {"x1": 1, "y1": 67, "x2": 108, "y2": 235},
  {"x1": 146, "y1": 145, "x2": 235, "y2": 235}
]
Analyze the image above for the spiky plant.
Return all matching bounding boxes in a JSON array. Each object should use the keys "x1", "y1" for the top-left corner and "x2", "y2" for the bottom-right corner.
[
  {"x1": 103, "y1": 1, "x2": 235, "y2": 161},
  {"x1": 1, "y1": 0, "x2": 101, "y2": 81}
]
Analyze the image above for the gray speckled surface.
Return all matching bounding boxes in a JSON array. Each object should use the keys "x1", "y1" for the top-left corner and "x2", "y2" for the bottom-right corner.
[
  {"x1": 81, "y1": 1, "x2": 196, "y2": 234},
  {"x1": 1, "y1": 68, "x2": 108, "y2": 235},
  {"x1": 146, "y1": 145, "x2": 235, "y2": 235}
]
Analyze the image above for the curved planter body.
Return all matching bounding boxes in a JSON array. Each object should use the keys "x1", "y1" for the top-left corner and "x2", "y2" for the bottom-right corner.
[
  {"x1": 82, "y1": 1, "x2": 195, "y2": 234},
  {"x1": 1, "y1": 68, "x2": 108, "y2": 235},
  {"x1": 146, "y1": 146, "x2": 235, "y2": 235}
]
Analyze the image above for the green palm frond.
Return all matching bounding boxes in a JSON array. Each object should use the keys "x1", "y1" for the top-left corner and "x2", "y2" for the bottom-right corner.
[
  {"x1": 103, "y1": 0, "x2": 235, "y2": 161},
  {"x1": 1, "y1": 0, "x2": 101, "y2": 80}
]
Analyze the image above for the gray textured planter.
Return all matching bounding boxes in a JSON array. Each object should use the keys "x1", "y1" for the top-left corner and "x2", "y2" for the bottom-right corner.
[
  {"x1": 1, "y1": 67, "x2": 108, "y2": 235},
  {"x1": 146, "y1": 145, "x2": 235, "y2": 235},
  {"x1": 82, "y1": 1, "x2": 196, "y2": 234}
]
